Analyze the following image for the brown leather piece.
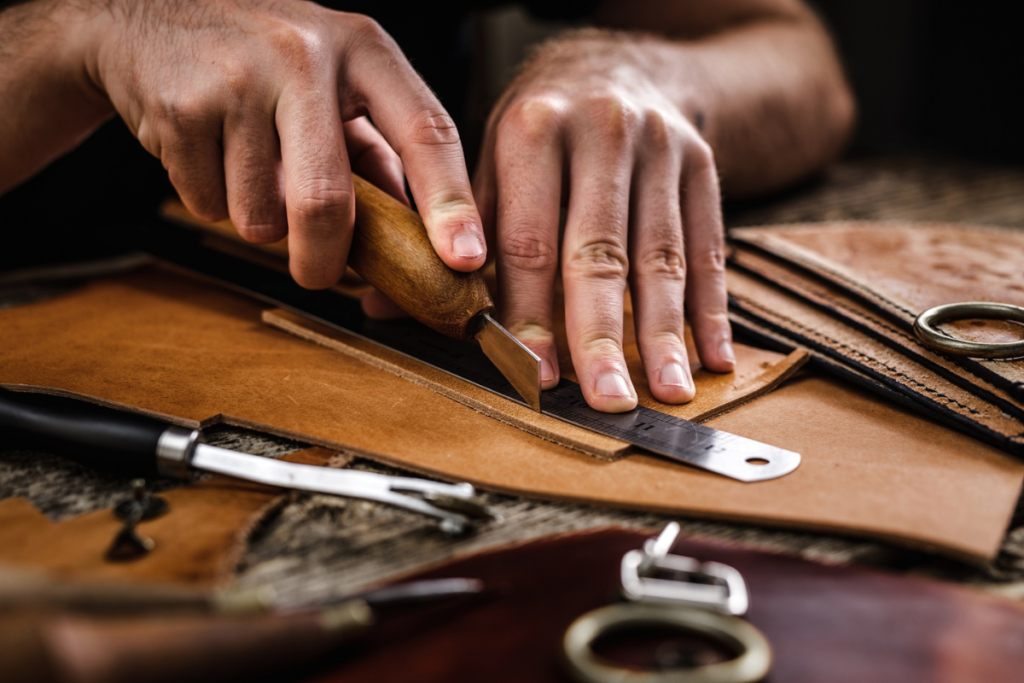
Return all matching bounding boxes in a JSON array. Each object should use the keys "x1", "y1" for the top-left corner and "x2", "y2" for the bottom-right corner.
[
  {"x1": 313, "y1": 527, "x2": 1024, "y2": 683},
  {"x1": 264, "y1": 308, "x2": 807, "y2": 460},
  {"x1": 731, "y1": 246, "x2": 1024, "y2": 416},
  {"x1": 727, "y1": 264, "x2": 1024, "y2": 453},
  {"x1": 0, "y1": 267, "x2": 1021, "y2": 559},
  {"x1": 730, "y1": 222, "x2": 1024, "y2": 397},
  {"x1": 0, "y1": 447, "x2": 335, "y2": 587}
]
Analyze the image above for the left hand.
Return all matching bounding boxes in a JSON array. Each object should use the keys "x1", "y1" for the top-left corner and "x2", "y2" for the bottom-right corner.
[{"x1": 473, "y1": 33, "x2": 735, "y2": 413}]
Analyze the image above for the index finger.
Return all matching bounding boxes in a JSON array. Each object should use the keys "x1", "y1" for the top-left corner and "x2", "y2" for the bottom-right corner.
[{"x1": 341, "y1": 16, "x2": 485, "y2": 272}]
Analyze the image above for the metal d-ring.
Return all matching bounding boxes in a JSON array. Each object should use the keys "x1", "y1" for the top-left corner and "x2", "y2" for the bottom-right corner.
[
  {"x1": 563, "y1": 602, "x2": 772, "y2": 683},
  {"x1": 914, "y1": 302, "x2": 1024, "y2": 359}
]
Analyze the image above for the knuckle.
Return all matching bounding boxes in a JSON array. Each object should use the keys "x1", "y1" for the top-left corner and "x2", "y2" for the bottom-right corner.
[
  {"x1": 498, "y1": 99, "x2": 562, "y2": 146},
  {"x1": 506, "y1": 321, "x2": 555, "y2": 346},
  {"x1": 579, "y1": 334, "x2": 624, "y2": 357},
  {"x1": 638, "y1": 246, "x2": 686, "y2": 280},
  {"x1": 648, "y1": 330, "x2": 686, "y2": 348},
  {"x1": 640, "y1": 110, "x2": 680, "y2": 149},
  {"x1": 405, "y1": 109, "x2": 461, "y2": 147},
  {"x1": 183, "y1": 193, "x2": 226, "y2": 222},
  {"x1": 292, "y1": 181, "x2": 354, "y2": 225},
  {"x1": 346, "y1": 13, "x2": 391, "y2": 47},
  {"x1": 565, "y1": 239, "x2": 629, "y2": 281},
  {"x1": 500, "y1": 231, "x2": 558, "y2": 272},
  {"x1": 269, "y1": 20, "x2": 330, "y2": 74},
  {"x1": 687, "y1": 138, "x2": 716, "y2": 172},
  {"x1": 692, "y1": 245, "x2": 726, "y2": 274},
  {"x1": 153, "y1": 94, "x2": 208, "y2": 135},
  {"x1": 583, "y1": 95, "x2": 639, "y2": 146},
  {"x1": 220, "y1": 58, "x2": 259, "y2": 103}
]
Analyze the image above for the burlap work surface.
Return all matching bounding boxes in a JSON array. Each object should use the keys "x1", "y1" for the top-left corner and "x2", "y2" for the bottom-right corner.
[
  {"x1": 0, "y1": 447, "x2": 338, "y2": 586},
  {"x1": 0, "y1": 266, "x2": 1021, "y2": 560}
]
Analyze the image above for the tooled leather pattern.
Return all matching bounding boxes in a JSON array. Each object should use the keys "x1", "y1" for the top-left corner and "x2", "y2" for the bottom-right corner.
[
  {"x1": 729, "y1": 248, "x2": 1024, "y2": 421},
  {"x1": 732, "y1": 223, "x2": 1024, "y2": 319},
  {"x1": 730, "y1": 223, "x2": 1024, "y2": 397}
]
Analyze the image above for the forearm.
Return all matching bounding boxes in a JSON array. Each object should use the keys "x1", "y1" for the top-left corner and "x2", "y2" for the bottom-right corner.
[
  {"x1": 592, "y1": 1, "x2": 855, "y2": 196},
  {"x1": 0, "y1": 0, "x2": 113, "y2": 195}
]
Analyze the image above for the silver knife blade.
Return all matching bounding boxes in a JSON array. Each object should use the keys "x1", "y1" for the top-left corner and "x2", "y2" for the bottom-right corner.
[
  {"x1": 474, "y1": 312, "x2": 541, "y2": 411},
  {"x1": 135, "y1": 219, "x2": 801, "y2": 483}
]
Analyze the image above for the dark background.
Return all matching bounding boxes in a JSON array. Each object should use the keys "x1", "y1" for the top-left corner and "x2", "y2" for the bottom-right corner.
[
  {"x1": 1, "y1": 0, "x2": 1020, "y2": 271},
  {"x1": 811, "y1": 0, "x2": 1023, "y2": 163}
]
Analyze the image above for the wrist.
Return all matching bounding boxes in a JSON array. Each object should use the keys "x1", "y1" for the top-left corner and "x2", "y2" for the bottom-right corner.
[{"x1": 0, "y1": 0, "x2": 114, "y2": 193}]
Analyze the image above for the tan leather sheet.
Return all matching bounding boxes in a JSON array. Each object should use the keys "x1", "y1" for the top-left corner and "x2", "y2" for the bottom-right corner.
[
  {"x1": 1, "y1": 267, "x2": 1021, "y2": 560},
  {"x1": 263, "y1": 308, "x2": 806, "y2": 460}
]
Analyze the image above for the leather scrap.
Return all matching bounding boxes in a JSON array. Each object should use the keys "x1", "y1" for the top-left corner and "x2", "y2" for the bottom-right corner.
[
  {"x1": 0, "y1": 447, "x2": 336, "y2": 587},
  {"x1": 0, "y1": 267, "x2": 1021, "y2": 559}
]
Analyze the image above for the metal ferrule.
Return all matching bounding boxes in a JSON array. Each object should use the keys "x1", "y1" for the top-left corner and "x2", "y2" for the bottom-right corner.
[{"x1": 156, "y1": 426, "x2": 201, "y2": 479}]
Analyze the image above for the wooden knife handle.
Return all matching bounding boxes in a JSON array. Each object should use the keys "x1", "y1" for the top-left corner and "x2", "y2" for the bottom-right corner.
[{"x1": 348, "y1": 175, "x2": 492, "y2": 340}]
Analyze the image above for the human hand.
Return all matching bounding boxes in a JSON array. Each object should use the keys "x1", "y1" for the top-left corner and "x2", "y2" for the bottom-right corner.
[
  {"x1": 474, "y1": 33, "x2": 734, "y2": 413},
  {"x1": 83, "y1": 0, "x2": 484, "y2": 289}
]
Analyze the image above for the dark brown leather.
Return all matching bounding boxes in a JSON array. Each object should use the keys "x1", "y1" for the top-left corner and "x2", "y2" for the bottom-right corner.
[
  {"x1": 729, "y1": 222, "x2": 1024, "y2": 455},
  {"x1": 307, "y1": 527, "x2": 1024, "y2": 683},
  {"x1": 1, "y1": 267, "x2": 1021, "y2": 559}
]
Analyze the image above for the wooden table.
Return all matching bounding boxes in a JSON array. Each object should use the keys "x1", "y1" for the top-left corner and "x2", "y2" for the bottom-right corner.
[{"x1": 2, "y1": 153, "x2": 1024, "y2": 608}]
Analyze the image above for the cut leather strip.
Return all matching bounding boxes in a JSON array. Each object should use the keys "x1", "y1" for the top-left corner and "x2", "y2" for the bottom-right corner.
[
  {"x1": 0, "y1": 267, "x2": 1020, "y2": 559},
  {"x1": 730, "y1": 246, "x2": 1024, "y2": 420},
  {"x1": 262, "y1": 308, "x2": 807, "y2": 461},
  {"x1": 727, "y1": 266, "x2": 1024, "y2": 456},
  {"x1": 0, "y1": 447, "x2": 336, "y2": 587},
  {"x1": 730, "y1": 222, "x2": 1024, "y2": 400}
]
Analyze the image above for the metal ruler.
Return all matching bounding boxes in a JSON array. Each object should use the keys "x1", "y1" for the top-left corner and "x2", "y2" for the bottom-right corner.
[{"x1": 126, "y1": 219, "x2": 799, "y2": 482}]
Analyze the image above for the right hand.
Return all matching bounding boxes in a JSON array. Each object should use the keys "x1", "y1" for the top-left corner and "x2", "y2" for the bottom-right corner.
[{"x1": 83, "y1": 0, "x2": 485, "y2": 288}]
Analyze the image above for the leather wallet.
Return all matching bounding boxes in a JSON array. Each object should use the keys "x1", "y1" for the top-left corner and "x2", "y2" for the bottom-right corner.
[{"x1": 727, "y1": 222, "x2": 1024, "y2": 456}]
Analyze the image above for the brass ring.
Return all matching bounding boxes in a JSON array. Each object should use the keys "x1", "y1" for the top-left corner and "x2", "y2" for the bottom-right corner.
[
  {"x1": 913, "y1": 302, "x2": 1024, "y2": 359},
  {"x1": 563, "y1": 603, "x2": 772, "y2": 683}
]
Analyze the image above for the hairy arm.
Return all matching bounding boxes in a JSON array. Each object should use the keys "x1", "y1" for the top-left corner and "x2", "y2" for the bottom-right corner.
[
  {"x1": 1, "y1": 0, "x2": 486, "y2": 292},
  {"x1": 474, "y1": 0, "x2": 854, "y2": 412},
  {"x1": 592, "y1": 0, "x2": 856, "y2": 196},
  {"x1": 0, "y1": 0, "x2": 113, "y2": 194}
]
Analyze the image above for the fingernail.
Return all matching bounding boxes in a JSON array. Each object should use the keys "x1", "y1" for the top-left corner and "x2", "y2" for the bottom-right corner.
[
  {"x1": 595, "y1": 371, "x2": 630, "y2": 397},
  {"x1": 540, "y1": 358, "x2": 556, "y2": 382},
  {"x1": 719, "y1": 340, "x2": 736, "y2": 365},
  {"x1": 452, "y1": 231, "x2": 484, "y2": 259},
  {"x1": 659, "y1": 362, "x2": 690, "y2": 388}
]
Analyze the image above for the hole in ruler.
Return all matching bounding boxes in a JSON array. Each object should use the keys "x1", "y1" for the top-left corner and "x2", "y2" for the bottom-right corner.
[{"x1": 746, "y1": 457, "x2": 770, "y2": 466}]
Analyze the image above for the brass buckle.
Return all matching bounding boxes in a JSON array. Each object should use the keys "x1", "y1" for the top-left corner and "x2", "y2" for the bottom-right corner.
[
  {"x1": 563, "y1": 523, "x2": 771, "y2": 683},
  {"x1": 914, "y1": 301, "x2": 1024, "y2": 359}
]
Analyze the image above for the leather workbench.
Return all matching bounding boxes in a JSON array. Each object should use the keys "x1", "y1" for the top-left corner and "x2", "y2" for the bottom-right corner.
[{"x1": 2, "y1": 154, "x2": 1024, "y2": 620}]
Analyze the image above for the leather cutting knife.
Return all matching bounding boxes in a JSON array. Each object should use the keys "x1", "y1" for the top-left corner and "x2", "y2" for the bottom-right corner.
[
  {"x1": 132, "y1": 179, "x2": 800, "y2": 483},
  {"x1": 336, "y1": 175, "x2": 541, "y2": 410},
  {"x1": 0, "y1": 388, "x2": 495, "y2": 534}
]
